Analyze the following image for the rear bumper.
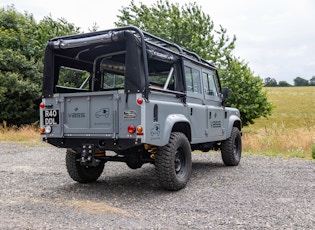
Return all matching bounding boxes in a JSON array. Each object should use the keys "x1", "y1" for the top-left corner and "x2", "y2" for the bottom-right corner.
[{"x1": 42, "y1": 137, "x2": 142, "y2": 151}]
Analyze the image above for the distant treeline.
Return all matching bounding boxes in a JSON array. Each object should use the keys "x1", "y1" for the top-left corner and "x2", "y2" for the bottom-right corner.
[{"x1": 264, "y1": 76, "x2": 315, "y2": 87}]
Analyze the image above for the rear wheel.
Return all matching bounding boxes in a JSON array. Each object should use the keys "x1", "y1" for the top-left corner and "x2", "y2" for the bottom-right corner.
[
  {"x1": 221, "y1": 127, "x2": 242, "y2": 166},
  {"x1": 155, "y1": 132, "x2": 192, "y2": 191},
  {"x1": 66, "y1": 149, "x2": 105, "y2": 183}
]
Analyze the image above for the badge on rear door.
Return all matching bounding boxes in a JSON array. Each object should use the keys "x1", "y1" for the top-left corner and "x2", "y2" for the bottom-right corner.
[{"x1": 123, "y1": 110, "x2": 136, "y2": 119}]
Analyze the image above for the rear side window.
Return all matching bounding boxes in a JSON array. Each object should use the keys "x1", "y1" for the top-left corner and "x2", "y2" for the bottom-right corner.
[
  {"x1": 100, "y1": 59, "x2": 125, "y2": 90},
  {"x1": 184, "y1": 66, "x2": 202, "y2": 94},
  {"x1": 202, "y1": 71, "x2": 218, "y2": 97},
  {"x1": 102, "y1": 73, "x2": 124, "y2": 89},
  {"x1": 148, "y1": 59, "x2": 175, "y2": 90}
]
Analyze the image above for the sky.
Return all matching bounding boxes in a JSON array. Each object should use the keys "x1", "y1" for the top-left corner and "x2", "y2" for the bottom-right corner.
[{"x1": 2, "y1": 0, "x2": 315, "y2": 84}]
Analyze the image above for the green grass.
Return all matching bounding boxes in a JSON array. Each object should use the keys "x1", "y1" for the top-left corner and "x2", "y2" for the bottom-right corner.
[
  {"x1": 243, "y1": 86, "x2": 315, "y2": 159},
  {"x1": 247, "y1": 87, "x2": 315, "y2": 129}
]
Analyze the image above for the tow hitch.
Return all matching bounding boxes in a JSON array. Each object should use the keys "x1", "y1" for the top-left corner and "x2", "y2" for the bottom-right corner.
[{"x1": 80, "y1": 144, "x2": 100, "y2": 167}]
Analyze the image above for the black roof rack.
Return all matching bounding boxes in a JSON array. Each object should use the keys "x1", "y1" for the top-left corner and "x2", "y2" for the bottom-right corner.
[
  {"x1": 139, "y1": 29, "x2": 216, "y2": 69},
  {"x1": 49, "y1": 25, "x2": 216, "y2": 70}
]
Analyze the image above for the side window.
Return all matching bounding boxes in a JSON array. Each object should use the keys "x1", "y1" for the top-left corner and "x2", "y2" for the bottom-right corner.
[
  {"x1": 148, "y1": 61, "x2": 175, "y2": 90},
  {"x1": 184, "y1": 66, "x2": 201, "y2": 94},
  {"x1": 203, "y1": 71, "x2": 218, "y2": 97},
  {"x1": 100, "y1": 56, "x2": 125, "y2": 90},
  {"x1": 102, "y1": 73, "x2": 124, "y2": 89}
]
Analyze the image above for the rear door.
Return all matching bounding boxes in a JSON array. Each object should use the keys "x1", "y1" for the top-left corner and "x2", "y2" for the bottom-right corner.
[
  {"x1": 62, "y1": 91, "x2": 118, "y2": 136},
  {"x1": 184, "y1": 64, "x2": 208, "y2": 143},
  {"x1": 202, "y1": 71, "x2": 225, "y2": 138}
]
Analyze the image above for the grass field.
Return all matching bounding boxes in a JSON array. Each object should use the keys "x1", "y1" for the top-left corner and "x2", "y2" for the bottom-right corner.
[
  {"x1": 243, "y1": 86, "x2": 315, "y2": 159},
  {"x1": 0, "y1": 124, "x2": 39, "y2": 142},
  {"x1": 1, "y1": 86, "x2": 315, "y2": 159}
]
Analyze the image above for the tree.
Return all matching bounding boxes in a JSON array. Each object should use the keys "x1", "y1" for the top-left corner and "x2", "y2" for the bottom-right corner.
[
  {"x1": 116, "y1": 0, "x2": 272, "y2": 125},
  {"x1": 294, "y1": 77, "x2": 309, "y2": 86},
  {"x1": 278, "y1": 81, "x2": 291, "y2": 87},
  {"x1": 0, "y1": 6, "x2": 41, "y2": 125},
  {"x1": 309, "y1": 76, "x2": 315, "y2": 86},
  {"x1": 0, "y1": 6, "x2": 80, "y2": 125},
  {"x1": 264, "y1": 77, "x2": 278, "y2": 87},
  {"x1": 116, "y1": 0, "x2": 235, "y2": 68},
  {"x1": 219, "y1": 58, "x2": 272, "y2": 124},
  {"x1": 88, "y1": 22, "x2": 99, "y2": 32}
]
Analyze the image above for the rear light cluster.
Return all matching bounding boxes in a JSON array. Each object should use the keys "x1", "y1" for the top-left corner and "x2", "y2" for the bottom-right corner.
[
  {"x1": 127, "y1": 125, "x2": 143, "y2": 135},
  {"x1": 40, "y1": 126, "x2": 52, "y2": 134},
  {"x1": 127, "y1": 97, "x2": 144, "y2": 135},
  {"x1": 39, "y1": 102, "x2": 52, "y2": 135}
]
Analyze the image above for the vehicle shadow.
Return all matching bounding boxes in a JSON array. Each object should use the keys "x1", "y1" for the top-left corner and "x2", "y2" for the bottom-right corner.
[{"x1": 54, "y1": 159, "x2": 227, "y2": 202}]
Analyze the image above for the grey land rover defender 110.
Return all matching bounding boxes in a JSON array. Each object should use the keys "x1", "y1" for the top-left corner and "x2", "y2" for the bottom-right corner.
[{"x1": 40, "y1": 26, "x2": 242, "y2": 191}]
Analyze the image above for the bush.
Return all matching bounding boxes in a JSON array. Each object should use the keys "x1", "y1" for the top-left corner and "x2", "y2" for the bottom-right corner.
[{"x1": 0, "y1": 6, "x2": 79, "y2": 125}]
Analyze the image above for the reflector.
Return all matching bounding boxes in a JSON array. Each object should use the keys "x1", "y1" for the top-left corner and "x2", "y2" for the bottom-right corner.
[{"x1": 137, "y1": 98, "x2": 143, "y2": 105}]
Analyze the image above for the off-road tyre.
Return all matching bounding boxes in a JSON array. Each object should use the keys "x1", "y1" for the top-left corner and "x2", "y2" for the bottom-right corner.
[
  {"x1": 221, "y1": 127, "x2": 242, "y2": 166},
  {"x1": 155, "y1": 132, "x2": 192, "y2": 191},
  {"x1": 66, "y1": 149, "x2": 105, "y2": 183}
]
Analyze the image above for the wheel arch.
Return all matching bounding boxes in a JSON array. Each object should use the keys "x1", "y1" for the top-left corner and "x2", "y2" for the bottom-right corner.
[
  {"x1": 233, "y1": 119, "x2": 242, "y2": 132},
  {"x1": 226, "y1": 115, "x2": 242, "y2": 138},
  {"x1": 161, "y1": 114, "x2": 191, "y2": 146},
  {"x1": 172, "y1": 122, "x2": 191, "y2": 142}
]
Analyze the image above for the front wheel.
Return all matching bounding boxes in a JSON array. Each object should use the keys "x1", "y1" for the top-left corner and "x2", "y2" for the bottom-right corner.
[
  {"x1": 66, "y1": 149, "x2": 105, "y2": 183},
  {"x1": 155, "y1": 132, "x2": 192, "y2": 191},
  {"x1": 221, "y1": 127, "x2": 242, "y2": 166}
]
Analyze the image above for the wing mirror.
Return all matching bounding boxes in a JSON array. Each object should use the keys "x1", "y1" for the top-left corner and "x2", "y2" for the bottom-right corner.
[
  {"x1": 221, "y1": 87, "x2": 229, "y2": 100},
  {"x1": 221, "y1": 87, "x2": 229, "y2": 105}
]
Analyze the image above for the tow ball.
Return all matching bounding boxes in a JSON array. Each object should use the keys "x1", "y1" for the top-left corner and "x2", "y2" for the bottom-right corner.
[{"x1": 80, "y1": 144, "x2": 100, "y2": 167}]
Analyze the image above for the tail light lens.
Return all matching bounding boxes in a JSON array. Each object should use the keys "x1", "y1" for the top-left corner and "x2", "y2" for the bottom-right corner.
[
  {"x1": 40, "y1": 127, "x2": 45, "y2": 134},
  {"x1": 128, "y1": 125, "x2": 136, "y2": 134}
]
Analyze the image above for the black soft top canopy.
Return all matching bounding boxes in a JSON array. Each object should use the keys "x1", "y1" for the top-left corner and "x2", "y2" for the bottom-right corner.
[
  {"x1": 42, "y1": 26, "x2": 216, "y2": 98},
  {"x1": 42, "y1": 26, "x2": 150, "y2": 98}
]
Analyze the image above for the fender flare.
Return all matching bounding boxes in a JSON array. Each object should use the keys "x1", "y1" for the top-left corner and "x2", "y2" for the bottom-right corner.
[
  {"x1": 226, "y1": 114, "x2": 242, "y2": 139},
  {"x1": 160, "y1": 114, "x2": 191, "y2": 146}
]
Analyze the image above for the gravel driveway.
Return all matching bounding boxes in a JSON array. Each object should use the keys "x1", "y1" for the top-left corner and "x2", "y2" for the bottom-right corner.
[{"x1": 0, "y1": 141, "x2": 314, "y2": 229}]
